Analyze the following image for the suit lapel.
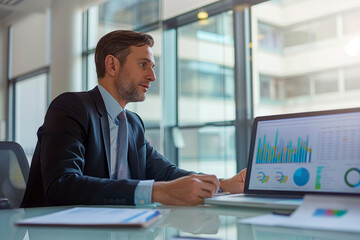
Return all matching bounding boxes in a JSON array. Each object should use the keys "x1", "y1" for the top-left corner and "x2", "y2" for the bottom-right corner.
[
  {"x1": 100, "y1": 115, "x2": 111, "y2": 175},
  {"x1": 89, "y1": 87, "x2": 111, "y2": 176},
  {"x1": 127, "y1": 123, "x2": 140, "y2": 179}
]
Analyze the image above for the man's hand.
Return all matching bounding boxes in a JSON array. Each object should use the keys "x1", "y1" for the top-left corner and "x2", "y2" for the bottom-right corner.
[
  {"x1": 152, "y1": 174, "x2": 220, "y2": 206},
  {"x1": 219, "y1": 168, "x2": 247, "y2": 194}
]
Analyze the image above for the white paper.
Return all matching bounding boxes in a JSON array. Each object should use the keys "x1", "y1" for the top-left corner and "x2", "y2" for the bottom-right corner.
[
  {"x1": 240, "y1": 195, "x2": 360, "y2": 233},
  {"x1": 17, "y1": 207, "x2": 162, "y2": 227}
]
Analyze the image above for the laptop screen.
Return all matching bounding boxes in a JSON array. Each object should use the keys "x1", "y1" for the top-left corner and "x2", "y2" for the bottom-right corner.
[{"x1": 246, "y1": 108, "x2": 360, "y2": 195}]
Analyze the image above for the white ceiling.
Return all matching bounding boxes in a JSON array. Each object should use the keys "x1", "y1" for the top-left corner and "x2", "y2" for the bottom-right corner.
[
  {"x1": 0, "y1": 0, "x2": 104, "y2": 26},
  {"x1": 0, "y1": 0, "x2": 52, "y2": 26}
]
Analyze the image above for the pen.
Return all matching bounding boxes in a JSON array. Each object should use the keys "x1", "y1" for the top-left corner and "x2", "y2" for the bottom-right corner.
[
  {"x1": 272, "y1": 211, "x2": 292, "y2": 216},
  {"x1": 125, "y1": 210, "x2": 161, "y2": 223},
  {"x1": 145, "y1": 211, "x2": 160, "y2": 221},
  {"x1": 212, "y1": 192, "x2": 231, "y2": 197}
]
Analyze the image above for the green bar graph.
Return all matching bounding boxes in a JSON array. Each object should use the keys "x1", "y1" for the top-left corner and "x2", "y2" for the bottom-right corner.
[{"x1": 256, "y1": 130, "x2": 312, "y2": 164}]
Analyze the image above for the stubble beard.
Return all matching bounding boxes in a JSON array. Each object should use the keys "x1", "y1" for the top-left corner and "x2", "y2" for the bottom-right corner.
[{"x1": 115, "y1": 69, "x2": 146, "y2": 104}]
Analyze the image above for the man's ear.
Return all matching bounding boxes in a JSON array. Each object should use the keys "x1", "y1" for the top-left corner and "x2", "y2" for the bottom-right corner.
[{"x1": 104, "y1": 55, "x2": 118, "y2": 77}]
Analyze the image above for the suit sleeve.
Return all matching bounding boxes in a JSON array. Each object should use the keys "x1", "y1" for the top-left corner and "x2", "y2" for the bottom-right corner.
[{"x1": 39, "y1": 93, "x2": 139, "y2": 206}]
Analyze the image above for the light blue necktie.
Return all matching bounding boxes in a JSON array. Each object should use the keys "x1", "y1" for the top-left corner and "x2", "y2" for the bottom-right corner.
[{"x1": 116, "y1": 110, "x2": 129, "y2": 179}]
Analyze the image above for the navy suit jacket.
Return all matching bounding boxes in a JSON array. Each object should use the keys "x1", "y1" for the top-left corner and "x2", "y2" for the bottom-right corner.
[{"x1": 21, "y1": 87, "x2": 191, "y2": 208}]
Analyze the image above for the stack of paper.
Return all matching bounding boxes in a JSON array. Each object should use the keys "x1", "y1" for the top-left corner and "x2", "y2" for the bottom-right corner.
[
  {"x1": 17, "y1": 207, "x2": 163, "y2": 228},
  {"x1": 240, "y1": 195, "x2": 360, "y2": 233}
]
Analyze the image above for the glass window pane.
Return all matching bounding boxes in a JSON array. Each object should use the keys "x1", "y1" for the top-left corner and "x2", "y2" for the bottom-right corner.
[
  {"x1": 344, "y1": 67, "x2": 360, "y2": 90},
  {"x1": 314, "y1": 71, "x2": 338, "y2": 95},
  {"x1": 88, "y1": 5, "x2": 100, "y2": 50},
  {"x1": 178, "y1": 126, "x2": 236, "y2": 178},
  {"x1": 285, "y1": 24, "x2": 309, "y2": 47},
  {"x1": 258, "y1": 22, "x2": 283, "y2": 51},
  {"x1": 15, "y1": 74, "x2": 47, "y2": 163},
  {"x1": 99, "y1": 0, "x2": 136, "y2": 30},
  {"x1": 178, "y1": 11, "x2": 235, "y2": 125},
  {"x1": 309, "y1": 17, "x2": 336, "y2": 42},
  {"x1": 285, "y1": 76, "x2": 310, "y2": 98},
  {"x1": 145, "y1": 128, "x2": 163, "y2": 155},
  {"x1": 259, "y1": 74, "x2": 283, "y2": 101},
  {"x1": 252, "y1": 0, "x2": 360, "y2": 116},
  {"x1": 285, "y1": 17, "x2": 336, "y2": 47},
  {"x1": 260, "y1": 76, "x2": 271, "y2": 99},
  {"x1": 139, "y1": 0, "x2": 159, "y2": 27},
  {"x1": 87, "y1": 53, "x2": 97, "y2": 90},
  {"x1": 87, "y1": 0, "x2": 160, "y2": 48}
]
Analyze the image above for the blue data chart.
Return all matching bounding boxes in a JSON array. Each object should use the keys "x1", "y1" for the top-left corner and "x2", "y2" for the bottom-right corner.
[
  {"x1": 257, "y1": 171, "x2": 269, "y2": 183},
  {"x1": 256, "y1": 130, "x2": 312, "y2": 164},
  {"x1": 275, "y1": 171, "x2": 288, "y2": 183},
  {"x1": 293, "y1": 168, "x2": 310, "y2": 186}
]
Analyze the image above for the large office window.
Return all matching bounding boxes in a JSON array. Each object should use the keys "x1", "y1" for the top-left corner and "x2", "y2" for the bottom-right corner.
[
  {"x1": 252, "y1": 0, "x2": 360, "y2": 116},
  {"x1": 179, "y1": 126, "x2": 236, "y2": 177},
  {"x1": 284, "y1": 16, "x2": 337, "y2": 48},
  {"x1": 344, "y1": 66, "x2": 360, "y2": 91},
  {"x1": 258, "y1": 22, "x2": 283, "y2": 52},
  {"x1": 175, "y1": 11, "x2": 236, "y2": 178},
  {"x1": 14, "y1": 73, "x2": 48, "y2": 160},
  {"x1": 84, "y1": 0, "x2": 162, "y2": 152},
  {"x1": 7, "y1": 13, "x2": 50, "y2": 162},
  {"x1": 85, "y1": 0, "x2": 251, "y2": 176},
  {"x1": 178, "y1": 12, "x2": 235, "y2": 125}
]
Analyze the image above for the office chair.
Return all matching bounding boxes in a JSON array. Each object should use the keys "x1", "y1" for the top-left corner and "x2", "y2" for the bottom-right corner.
[{"x1": 0, "y1": 141, "x2": 29, "y2": 209}]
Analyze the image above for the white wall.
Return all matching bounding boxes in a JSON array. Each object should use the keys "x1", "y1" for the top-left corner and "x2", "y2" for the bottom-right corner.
[
  {"x1": 50, "y1": 0, "x2": 84, "y2": 99},
  {"x1": 10, "y1": 12, "x2": 49, "y2": 78}
]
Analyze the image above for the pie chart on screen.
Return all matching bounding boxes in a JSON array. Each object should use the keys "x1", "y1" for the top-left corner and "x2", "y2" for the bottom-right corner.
[{"x1": 293, "y1": 168, "x2": 310, "y2": 186}]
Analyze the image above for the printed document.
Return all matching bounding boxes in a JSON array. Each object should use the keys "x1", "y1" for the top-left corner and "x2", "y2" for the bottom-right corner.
[
  {"x1": 240, "y1": 195, "x2": 360, "y2": 233},
  {"x1": 17, "y1": 207, "x2": 163, "y2": 228}
]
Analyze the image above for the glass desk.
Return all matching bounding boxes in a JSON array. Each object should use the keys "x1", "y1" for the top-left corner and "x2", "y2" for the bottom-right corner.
[{"x1": 1, "y1": 205, "x2": 360, "y2": 240}]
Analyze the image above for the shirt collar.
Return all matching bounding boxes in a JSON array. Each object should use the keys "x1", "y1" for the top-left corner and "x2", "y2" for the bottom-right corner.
[{"x1": 97, "y1": 84, "x2": 124, "y2": 121}]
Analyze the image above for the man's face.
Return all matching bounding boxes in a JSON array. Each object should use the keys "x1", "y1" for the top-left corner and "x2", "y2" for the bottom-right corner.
[{"x1": 114, "y1": 45, "x2": 156, "y2": 105}]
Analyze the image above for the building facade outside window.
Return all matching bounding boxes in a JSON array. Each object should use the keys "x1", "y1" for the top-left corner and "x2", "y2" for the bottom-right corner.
[
  {"x1": 176, "y1": 11, "x2": 236, "y2": 178},
  {"x1": 252, "y1": 0, "x2": 360, "y2": 116},
  {"x1": 81, "y1": 0, "x2": 360, "y2": 178}
]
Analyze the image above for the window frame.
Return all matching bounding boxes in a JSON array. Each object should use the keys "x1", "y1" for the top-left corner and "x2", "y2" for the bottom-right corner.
[
  {"x1": 163, "y1": 0, "x2": 262, "y2": 171},
  {"x1": 6, "y1": 25, "x2": 50, "y2": 142},
  {"x1": 82, "y1": 0, "x2": 267, "y2": 171}
]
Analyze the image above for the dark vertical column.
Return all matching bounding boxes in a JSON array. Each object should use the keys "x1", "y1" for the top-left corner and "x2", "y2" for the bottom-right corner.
[{"x1": 233, "y1": 5, "x2": 253, "y2": 172}]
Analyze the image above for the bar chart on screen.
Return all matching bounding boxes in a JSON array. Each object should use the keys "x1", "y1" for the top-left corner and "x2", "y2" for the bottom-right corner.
[{"x1": 256, "y1": 130, "x2": 312, "y2": 164}]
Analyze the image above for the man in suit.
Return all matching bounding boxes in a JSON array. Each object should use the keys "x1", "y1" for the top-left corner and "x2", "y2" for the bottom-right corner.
[{"x1": 21, "y1": 30, "x2": 246, "y2": 208}]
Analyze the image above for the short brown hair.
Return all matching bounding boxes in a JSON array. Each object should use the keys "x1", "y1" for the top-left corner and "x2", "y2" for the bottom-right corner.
[{"x1": 95, "y1": 30, "x2": 154, "y2": 79}]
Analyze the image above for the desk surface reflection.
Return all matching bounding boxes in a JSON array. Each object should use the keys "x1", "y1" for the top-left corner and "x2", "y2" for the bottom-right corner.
[{"x1": 1, "y1": 205, "x2": 360, "y2": 240}]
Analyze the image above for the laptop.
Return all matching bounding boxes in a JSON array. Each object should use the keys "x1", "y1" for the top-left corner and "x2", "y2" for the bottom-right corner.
[{"x1": 205, "y1": 107, "x2": 360, "y2": 209}]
